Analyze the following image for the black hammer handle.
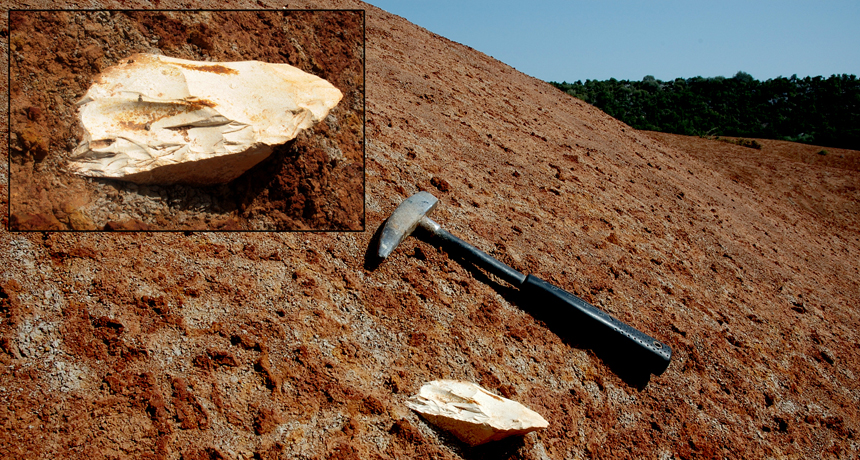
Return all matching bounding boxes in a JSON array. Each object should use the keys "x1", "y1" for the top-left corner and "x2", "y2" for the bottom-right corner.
[{"x1": 426, "y1": 225, "x2": 672, "y2": 376}]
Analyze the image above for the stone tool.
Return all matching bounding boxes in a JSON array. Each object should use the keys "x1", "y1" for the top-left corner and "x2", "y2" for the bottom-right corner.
[{"x1": 69, "y1": 53, "x2": 342, "y2": 185}]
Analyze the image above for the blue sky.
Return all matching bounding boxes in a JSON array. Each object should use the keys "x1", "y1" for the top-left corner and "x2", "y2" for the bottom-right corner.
[{"x1": 365, "y1": 1, "x2": 860, "y2": 83}]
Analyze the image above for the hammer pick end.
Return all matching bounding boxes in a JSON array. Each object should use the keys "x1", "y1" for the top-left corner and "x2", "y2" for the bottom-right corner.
[{"x1": 377, "y1": 191, "x2": 439, "y2": 259}]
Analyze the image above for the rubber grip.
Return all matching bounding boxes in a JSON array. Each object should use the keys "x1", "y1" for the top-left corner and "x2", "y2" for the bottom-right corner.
[{"x1": 522, "y1": 275, "x2": 672, "y2": 375}]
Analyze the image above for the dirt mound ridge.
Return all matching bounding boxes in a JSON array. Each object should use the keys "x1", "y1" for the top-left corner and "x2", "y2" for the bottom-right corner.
[{"x1": 2, "y1": 1, "x2": 859, "y2": 459}]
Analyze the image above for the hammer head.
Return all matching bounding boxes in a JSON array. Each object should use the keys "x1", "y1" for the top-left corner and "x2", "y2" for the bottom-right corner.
[{"x1": 378, "y1": 191, "x2": 438, "y2": 259}]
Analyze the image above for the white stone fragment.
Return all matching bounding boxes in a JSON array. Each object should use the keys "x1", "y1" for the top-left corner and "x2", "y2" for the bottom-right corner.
[
  {"x1": 406, "y1": 380, "x2": 548, "y2": 446},
  {"x1": 68, "y1": 53, "x2": 343, "y2": 185}
]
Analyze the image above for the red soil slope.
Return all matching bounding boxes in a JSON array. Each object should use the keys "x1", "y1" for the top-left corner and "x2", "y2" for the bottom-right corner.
[{"x1": 2, "y1": 2, "x2": 858, "y2": 459}]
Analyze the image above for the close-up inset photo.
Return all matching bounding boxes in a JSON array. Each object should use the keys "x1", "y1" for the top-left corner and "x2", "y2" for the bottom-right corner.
[{"x1": 9, "y1": 10, "x2": 365, "y2": 231}]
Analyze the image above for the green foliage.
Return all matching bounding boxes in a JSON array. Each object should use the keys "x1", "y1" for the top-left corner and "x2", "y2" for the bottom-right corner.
[
  {"x1": 715, "y1": 137, "x2": 762, "y2": 149},
  {"x1": 745, "y1": 139, "x2": 763, "y2": 149},
  {"x1": 733, "y1": 71, "x2": 754, "y2": 84},
  {"x1": 550, "y1": 73, "x2": 860, "y2": 150}
]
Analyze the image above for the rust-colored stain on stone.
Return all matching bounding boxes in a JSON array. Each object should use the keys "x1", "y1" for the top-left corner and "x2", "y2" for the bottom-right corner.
[
  {"x1": 173, "y1": 61, "x2": 239, "y2": 75},
  {"x1": 185, "y1": 97, "x2": 217, "y2": 109},
  {"x1": 117, "y1": 119, "x2": 146, "y2": 131}
]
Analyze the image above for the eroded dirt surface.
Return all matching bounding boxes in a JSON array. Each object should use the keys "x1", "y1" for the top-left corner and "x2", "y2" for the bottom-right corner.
[
  {"x1": 2, "y1": 1, "x2": 860, "y2": 459},
  {"x1": 9, "y1": 9, "x2": 364, "y2": 231}
]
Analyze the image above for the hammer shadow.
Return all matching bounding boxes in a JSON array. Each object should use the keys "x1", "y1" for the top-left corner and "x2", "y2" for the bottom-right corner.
[
  {"x1": 411, "y1": 234, "x2": 654, "y2": 389},
  {"x1": 363, "y1": 216, "x2": 388, "y2": 271}
]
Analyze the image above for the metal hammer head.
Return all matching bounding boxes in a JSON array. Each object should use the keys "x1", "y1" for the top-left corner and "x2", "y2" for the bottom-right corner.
[{"x1": 378, "y1": 191, "x2": 438, "y2": 259}]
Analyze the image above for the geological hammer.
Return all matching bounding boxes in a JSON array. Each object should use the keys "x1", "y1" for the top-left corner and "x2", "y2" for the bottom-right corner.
[{"x1": 378, "y1": 191, "x2": 672, "y2": 376}]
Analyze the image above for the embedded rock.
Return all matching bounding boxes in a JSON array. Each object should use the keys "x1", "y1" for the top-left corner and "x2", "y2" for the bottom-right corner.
[
  {"x1": 68, "y1": 53, "x2": 343, "y2": 185},
  {"x1": 406, "y1": 380, "x2": 549, "y2": 446}
]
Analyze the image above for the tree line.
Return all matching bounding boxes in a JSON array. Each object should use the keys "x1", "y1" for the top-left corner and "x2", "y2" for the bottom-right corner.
[{"x1": 550, "y1": 72, "x2": 860, "y2": 150}]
